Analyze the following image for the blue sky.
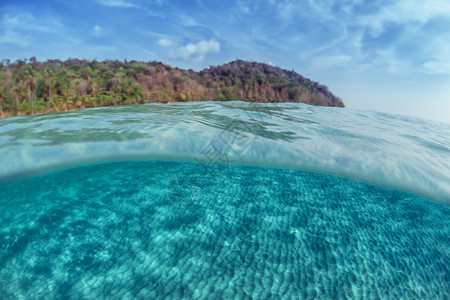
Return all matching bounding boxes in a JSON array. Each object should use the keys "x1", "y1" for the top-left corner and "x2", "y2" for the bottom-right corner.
[{"x1": 1, "y1": 0, "x2": 449, "y2": 123}]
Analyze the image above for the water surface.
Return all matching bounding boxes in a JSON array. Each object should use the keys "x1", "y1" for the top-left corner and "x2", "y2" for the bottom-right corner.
[
  {"x1": 1, "y1": 101, "x2": 449, "y2": 202},
  {"x1": 0, "y1": 102, "x2": 449, "y2": 298}
]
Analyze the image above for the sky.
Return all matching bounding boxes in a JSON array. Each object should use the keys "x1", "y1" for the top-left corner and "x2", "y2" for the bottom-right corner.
[{"x1": 0, "y1": 0, "x2": 449, "y2": 123}]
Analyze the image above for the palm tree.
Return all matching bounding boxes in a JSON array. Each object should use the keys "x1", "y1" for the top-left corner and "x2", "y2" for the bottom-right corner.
[
  {"x1": 26, "y1": 75, "x2": 37, "y2": 114},
  {"x1": 44, "y1": 69, "x2": 54, "y2": 113},
  {"x1": 0, "y1": 87, "x2": 5, "y2": 118}
]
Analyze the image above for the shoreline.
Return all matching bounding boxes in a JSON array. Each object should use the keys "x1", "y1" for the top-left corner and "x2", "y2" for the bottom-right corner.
[{"x1": 0, "y1": 99, "x2": 344, "y2": 120}]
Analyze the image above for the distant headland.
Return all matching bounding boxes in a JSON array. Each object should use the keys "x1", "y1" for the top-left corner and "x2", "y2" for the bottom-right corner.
[{"x1": 0, "y1": 58, "x2": 344, "y2": 118}]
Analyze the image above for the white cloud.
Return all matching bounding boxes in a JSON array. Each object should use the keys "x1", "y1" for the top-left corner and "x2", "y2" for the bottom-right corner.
[
  {"x1": 0, "y1": 30, "x2": 29, "y2": 46},
  {"x1": 354, "y1": 0, "x2": 450, "y2": 74},
  {"x1": 360, "y1": 0, "x2": 450, "y2": 37},
  {"x1": 313, "y1": 55, "x2": 353, "y2": 70},
  {"x1": 239, "y1": 5, "x2": 249, "y2": 14},
  {"x1": 237, "y1": 1, "x2": 252, "y2": 14},
  {"x1": 272, "y1": 0, "x2": 335, "y2": 24},
  {"x1": 266, "y1": 0, "x2": 450, "y2": 75},
  {"x1": 180, "y1": 16, "x2": 201, "y2": 27},
  {"x1": 91, "y1": 25, "x2": 102, "y2": 37},
  {"x1": 96, "y1": 0, "x2": 139, "y2": 8},
  {"x1": 0, "y1": 12, "x2": 60, "y2": 48},
  {"x1": 421, "y1": 35, "x2": 450, "y2": 74},
  {"x1": 157, "y1": 37, "x2": 172, "y2": 47},
  {"x1": 1, "y1": 12, "x2": 62, "y2": 33},
  {"x1": 422, "y1": 61, "x2": 450, "y2": 74},
  {"x1": 96, "y1": 0, "x2": 163, "y2": 16},
  {"x1": 171, "y1": 39, "x2": 220, "y2": 63},
  {"x1": 274, "y1": 1, "x2": 297, "y2": 21}
]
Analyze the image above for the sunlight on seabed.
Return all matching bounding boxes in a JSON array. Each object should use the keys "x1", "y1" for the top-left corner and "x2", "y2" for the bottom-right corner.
[{"x1": 0, "y1": 160, "x2": 449, "y2": 298}]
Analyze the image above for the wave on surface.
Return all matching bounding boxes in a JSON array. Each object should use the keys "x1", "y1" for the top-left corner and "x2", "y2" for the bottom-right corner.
[{"x1": 0, "y1": 101, "x2": 449, "y2": 202}]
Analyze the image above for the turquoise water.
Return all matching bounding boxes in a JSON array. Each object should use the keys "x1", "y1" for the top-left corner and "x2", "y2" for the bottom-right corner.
[
  {"x1": 1, "y1": 101, "x2": 449, "y2": 202},
  {"x1": 1, "y1": 160, "x2": 449, "y2": 299},
  {"x1": 0, "y1": 102, "x2": 449, "y2": 298}
]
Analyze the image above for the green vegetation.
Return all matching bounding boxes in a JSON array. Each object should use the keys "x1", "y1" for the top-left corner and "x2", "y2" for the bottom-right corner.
[{"x1": 0, "y1": 58, "x2": 343, "y2": 118}]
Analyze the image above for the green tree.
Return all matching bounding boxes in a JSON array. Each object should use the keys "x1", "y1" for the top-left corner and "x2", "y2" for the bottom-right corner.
[{"x1": 0, "y1": 86, "x2": 5, "y2": 118}]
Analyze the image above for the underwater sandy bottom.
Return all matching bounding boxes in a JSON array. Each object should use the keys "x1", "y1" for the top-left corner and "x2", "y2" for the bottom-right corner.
[{"x1": 0, "y1": 160, "x2": 449, "y2": 299}]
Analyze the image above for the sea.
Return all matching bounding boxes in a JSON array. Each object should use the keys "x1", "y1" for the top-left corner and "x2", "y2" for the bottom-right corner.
[{"x1": 0, "y1": 101, "x2": 449, "y2": 298}]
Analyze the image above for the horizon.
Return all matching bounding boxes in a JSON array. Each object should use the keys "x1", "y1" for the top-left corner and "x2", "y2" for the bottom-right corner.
[{"x1": 1, "y1": 0, "x2": 449, "y2": 124}]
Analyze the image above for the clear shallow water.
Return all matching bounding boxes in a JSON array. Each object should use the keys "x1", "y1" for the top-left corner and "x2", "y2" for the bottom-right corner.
[
  {"x1": 0, "y1": 101, "x2": 449, "y2": 202},
  {"x1": 0, "y1": 160, "x2": 449, "y2": 299},
  {"x1": 0, "y1": 101, "x2": 449, "y2": 298}
]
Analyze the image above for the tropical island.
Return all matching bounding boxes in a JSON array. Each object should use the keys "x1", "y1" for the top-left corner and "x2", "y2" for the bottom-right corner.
[{"x1": 0, "y1": 58, "x2": 343, "y2": 118}]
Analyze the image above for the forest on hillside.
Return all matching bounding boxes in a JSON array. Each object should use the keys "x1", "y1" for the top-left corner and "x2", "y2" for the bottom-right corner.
[{"x1": 0, "y1": 58, "x2": 343, "y2": 118}]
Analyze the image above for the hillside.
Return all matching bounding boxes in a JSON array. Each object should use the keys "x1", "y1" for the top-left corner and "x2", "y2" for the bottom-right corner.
[
  {"x1": 0, "y1": 58, "x2": 343, "y2": 118},
  {"x1": 198, "y1": 60, "x2": 343, "y2": 107}
]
